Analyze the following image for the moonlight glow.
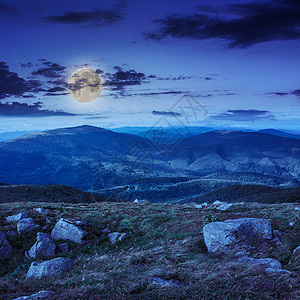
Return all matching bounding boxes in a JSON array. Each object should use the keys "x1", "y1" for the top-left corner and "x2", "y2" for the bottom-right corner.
[{"x1": 68, "y1": 68, "x2": 102, "y2": 103}]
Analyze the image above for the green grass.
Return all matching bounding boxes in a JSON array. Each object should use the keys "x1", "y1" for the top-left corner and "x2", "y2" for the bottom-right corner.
[{"x1": 0, "y1": 201, "x2": 299, "y2": 299}]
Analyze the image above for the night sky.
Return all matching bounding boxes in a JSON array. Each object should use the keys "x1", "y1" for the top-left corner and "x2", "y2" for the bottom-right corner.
[{"x1": 0, "y1": 0, "x2": 299, "y2": 133}]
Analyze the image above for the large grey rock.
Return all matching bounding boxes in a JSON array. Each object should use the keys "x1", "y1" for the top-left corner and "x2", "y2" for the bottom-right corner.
[
  {"x1": 12, "y1": 290, "x2": 56, "y2": 300},
  {"x1": 0, "y1": 230, "x2": 12, "y2": 260},
  {"x1": 6, "y1": 212, "x2": 28, "y2": 223},
  {"x1": 17, "y1": 218, "x2": 40, "y2": 235},
  {"x1": 51, "y1": 218, "x2": 87, "y2": 244},
  {"x1": 26, "y1": 257, "x2": 74, "y2": 279},
  {"x1": 203, "y1": 218, "x2": 274, "y2": 254},
  {"x1": 108, "y1": 232, "x2": 127, "y2": 245},
  {"x1": 26, "y1": 233, "x2": 56, "y2": 259},
  {"x1": 238, "y1": 257, "x2": 282, "y2": 269}
]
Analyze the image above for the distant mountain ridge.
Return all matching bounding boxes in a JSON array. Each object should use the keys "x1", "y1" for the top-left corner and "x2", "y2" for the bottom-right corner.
[{"x1": 0, "y1": 125, "x2": 299, "y2": 202}]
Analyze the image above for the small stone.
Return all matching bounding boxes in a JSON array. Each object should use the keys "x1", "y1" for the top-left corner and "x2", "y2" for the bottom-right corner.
[
  {"x1": 293, "y1": 245, "x2": 300, "y2": 256},
  {"x1": 17, "y1": 218, "x2": 40, "y2": 235},
  {"x1": 295, "y1": 207, "x2": 300, "y2": 211},
  {"x1": 108, "y1": 232, "x2": 127, "y2": 245},
  {"x1": 194, "y1": 204, "x2": 203, "y2": 209},
  {"x1": 101, "y1": 228, "x2": 111, "y2": 234},
  {"x1": 264, "y1": 268, "x2": 291, "y2": 276},
  {"x1": 26, "y1": 257, "x2": 74, "y2": 279},
  {"x1": 149, "y1": 277, "x2": 184, "y2": 288},
  {"x1": 212, "y1": 200, "x2": 223, "y2": 206},
  {"x1": 6, "y1": 212, "x2": 28, "y2": 223},
  {"x1": 133, "y1": 199, "x2": 146, "y2": 204},
  {"x1": 0, "y1": 230, "x2": 12, "y2": 260},
  {"x1": 74, "y1": 220, "x2": 88, "y2": 226},
  {"x1": 289, "y1": 245, "x2": 300, "y2": 264},
  {"x1": 34, "y1": 208, "x2": 50, "y2": 214},
  {"x1": 217, "y1": 203, "x2": 233, "y2": 211},
  {"x1": 12, "y1": 290, "x2": 56, "y2": 300},
  {"x1": 238, "y1": 257, "x2": 282, "y2": 269}
]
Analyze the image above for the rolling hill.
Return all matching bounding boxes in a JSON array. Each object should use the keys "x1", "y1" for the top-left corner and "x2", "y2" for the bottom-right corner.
[{"x1": 0, "y1": 125, "x2": 299, "y2": 202}]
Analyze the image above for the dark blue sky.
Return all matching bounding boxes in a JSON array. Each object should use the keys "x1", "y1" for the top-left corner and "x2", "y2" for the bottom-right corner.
[{"x1": 0, "y1": 0, "x2": 299, "y2": 132}]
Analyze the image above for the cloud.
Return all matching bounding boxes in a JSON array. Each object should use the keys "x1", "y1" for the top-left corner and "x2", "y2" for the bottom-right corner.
[
  {"x1": 211, "y1": 109, "x2": 275, "y2": 121},
  {"x1": 0, "y1": 62, "x2": 41, "y2": 99},
  {"x1": 0, "y1": 101, "x2": 76, "y2": 117},
  {"x1": 32, "y1": 62, "x2": 66, "y2": 78},
  {"x1": 146, "y1": 0, "x2": 300, "y2": 47},
  {"x1": 155, "y1": 75, "x2": 192, "y2": 81},
  {"x1": 267, "y1": 89, "x2": 300, "y2": 98},
  {"x1": 134, "y1": 91, "x2": 184, "y2": 97},
  {"x1": 152, "y1": 110, "x2": 182, "y2": 117},
  {"x1": 44, "y1": 0, "x2": 125, "y2": 27},
  {"x1": 103, "y1": 66, "x2": 148, "y2": 97},
  {"x1": 292, "y1": 89, "x2": 300, "y2": 97}
]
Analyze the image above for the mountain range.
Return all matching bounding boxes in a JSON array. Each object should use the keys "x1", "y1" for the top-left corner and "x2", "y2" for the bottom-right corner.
[{"x1": 0, "y1": 125, "x2": 299, "y2": 202}]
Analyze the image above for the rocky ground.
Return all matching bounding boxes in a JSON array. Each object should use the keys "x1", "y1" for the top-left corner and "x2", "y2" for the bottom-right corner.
[{"x1": 0, "y1": 200, "x2": 299, "y2": 299}]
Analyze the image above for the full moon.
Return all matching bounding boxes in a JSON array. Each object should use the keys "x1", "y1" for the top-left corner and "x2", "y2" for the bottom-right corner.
[{"x1": 68, "y1": 68, "x2": 102, "y2": 103}]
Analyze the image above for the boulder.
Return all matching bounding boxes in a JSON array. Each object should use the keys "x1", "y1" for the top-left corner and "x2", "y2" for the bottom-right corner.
[
  {"x1": 26, "y1": 233, "x2": 56, "y2": 259},
  {"x1": 6, "y1": 212, "x2": 28, "y2": 223},
  {"x1": 51, "y1": 218, "x2": 88, "y2": 244},
  {"x1": 26, "y1": 257, "x2": 74, "y2": 279},
  {"x1": 0, "y1": 230, "x2": 12, "y2": 260},
  {"x1": 203, "y1": 218, "x2": 274, "y2": 255},
  {"x1": 17, "y1": 218, "x2": 40, "y2": 235},
  {"x1": 12, "y1": 290, "x2": 56, "y2": 300},
  {"x1": 108, "y1": 232, "x2": 127, "y2": 245}
]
